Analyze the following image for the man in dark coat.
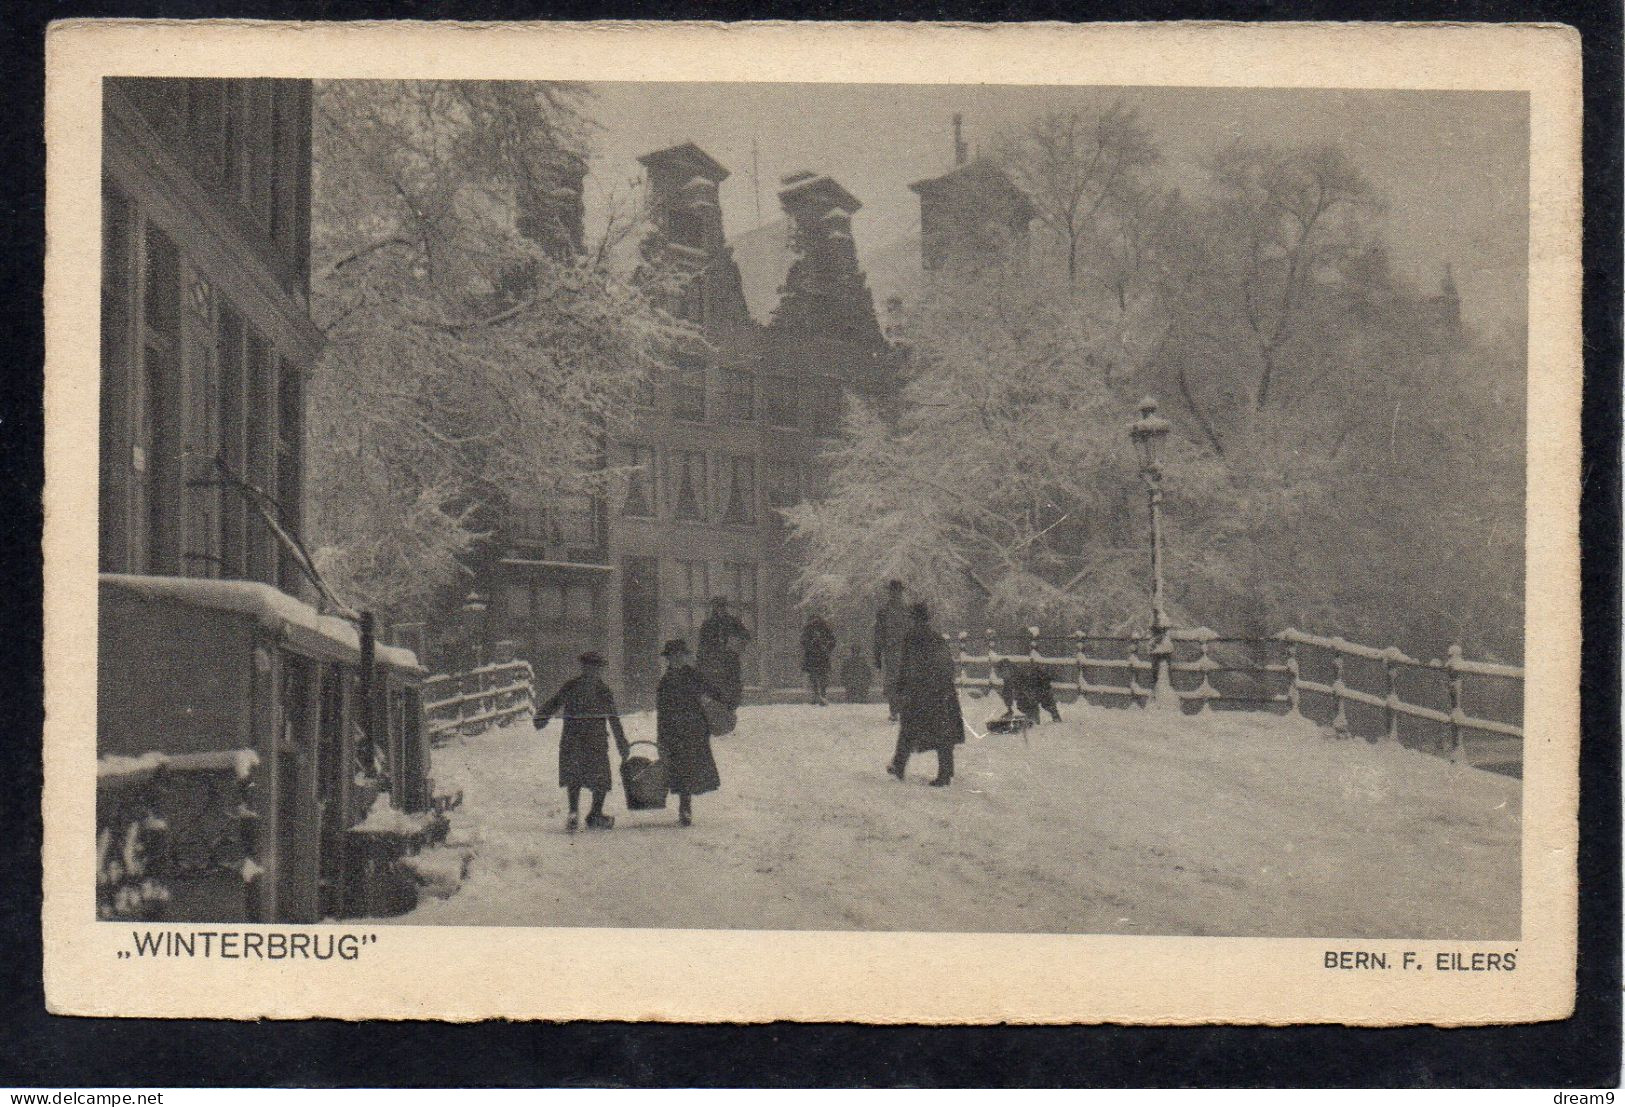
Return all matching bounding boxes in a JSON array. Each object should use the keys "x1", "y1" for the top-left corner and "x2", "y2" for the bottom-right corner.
[
  {"x1": 872, "y1": 580, "x2": 912, "y2": 721},
  {"x1": 994, "y1": 658, "x2": 1064, "y2": 724},
  {"x1": 840, "y1": 643, "x2": 873, "y2": 703},
  {"x1": 800, "y1": 613, "x2": 837, "y2": 705},
  {"x1": 656, "y1": 639, "x2": 723, "y2": 827},
  {"x1": 534, "y1": 650, "x2": 629, "y2": 831},
  {"x1": 696, "y1": 597, "x2": 752, "y2": 710},
  {"x1": 886, "y1": 602, "x2": 966, "y2": 787}
]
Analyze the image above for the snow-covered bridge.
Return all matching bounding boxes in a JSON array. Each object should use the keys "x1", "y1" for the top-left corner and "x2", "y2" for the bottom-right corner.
[{"x1": 401, "y1": 698, "x2": 1519, "y2": 938}]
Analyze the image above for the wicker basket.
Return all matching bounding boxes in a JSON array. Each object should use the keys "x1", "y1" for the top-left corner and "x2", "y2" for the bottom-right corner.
[{"x1": 620, "y1": 741, "x2": 669, "y2": 810}]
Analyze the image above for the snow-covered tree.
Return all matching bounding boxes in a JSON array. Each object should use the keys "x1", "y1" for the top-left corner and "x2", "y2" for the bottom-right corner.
[
  {"x1": 307, "y1": 81, "x2": 687, "y2": 623},
  {"x1": 792, "y1": 125, "x2": 1524, "y2": 660}
]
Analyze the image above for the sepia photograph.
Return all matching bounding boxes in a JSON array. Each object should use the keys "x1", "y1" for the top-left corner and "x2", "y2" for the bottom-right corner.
[{"x1": 43, "y1": 20, "x2": 1581, "y2": 1024}]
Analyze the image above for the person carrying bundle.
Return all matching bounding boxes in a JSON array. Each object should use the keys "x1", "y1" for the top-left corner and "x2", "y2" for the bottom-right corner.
[
  {"x1": 993, "y1": 657, "x2": 1063, "y2": 725},
  {"x1": 534, "y1": 650, "x2": 629, "y2": 832}
]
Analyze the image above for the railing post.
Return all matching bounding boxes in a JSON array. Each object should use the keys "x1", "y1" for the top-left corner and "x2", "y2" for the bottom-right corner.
[
  {"x1": 1192, "y1": 627, "x2": 1217, "y2": 713},
  {"x1": 955, "y1": 630, "x2": 968, "y2": 689},
  {"x1": 985, "y1": 627, "x2": 997, "y2": 686},
  {"x1": 1129, "y1": 638, "x2": 1143, "y2": 704},
  {"x1": 1074, "y1": 630, "x2": 1087, "y2": 700},
  {"x1": 1330, "y1": 640, "x2": 1350, "y2": 738},
  {"x1": 1027, "y1": 626, "x2": 1041, "y2": 663},
  {"x1": 1283, "y1": 633, "x2": 1301, "y2": 717},
  {"x1": 1382, "y1": 647, "x2": 1401, "y2": 744},
  {"x1": 1445, "y1": 644, "x2": 1465, "y2": 761}
]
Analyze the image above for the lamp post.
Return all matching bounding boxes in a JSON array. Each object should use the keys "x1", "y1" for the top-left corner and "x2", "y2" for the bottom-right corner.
[
  {"x1": 1129, "y1": 397, "x2": 1176, "y2": 708},
  {"x1": 461, "y1": 590, "x2": 489, "y2": 670}
]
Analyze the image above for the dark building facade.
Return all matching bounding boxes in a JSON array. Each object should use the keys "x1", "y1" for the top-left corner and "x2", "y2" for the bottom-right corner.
[
  {"x1": 100, "y1": 78, "x2": 321, "y2": 588},
  {"x1": 908, "y1": 118, "x2": 1035, "y2": 273},
  {"x1": 489, "y1": 142, "x2": 899, "y2": 702},
  {"x1": 98, "y1": 80, "x2": 434, "y2": 925}
]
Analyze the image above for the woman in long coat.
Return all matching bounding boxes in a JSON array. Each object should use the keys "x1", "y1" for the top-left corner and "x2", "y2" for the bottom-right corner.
[
  {"x1": 886, "y1": 602, "x2": 965, "y2": 787},
  {"x1": 656, "y1": 638, "x2": 722, "y2": 826}
]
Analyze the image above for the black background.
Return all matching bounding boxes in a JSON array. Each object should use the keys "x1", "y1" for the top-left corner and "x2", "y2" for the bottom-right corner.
[{"x1": 1, "y1": 0, "x2": 1618, "y2": 1088}]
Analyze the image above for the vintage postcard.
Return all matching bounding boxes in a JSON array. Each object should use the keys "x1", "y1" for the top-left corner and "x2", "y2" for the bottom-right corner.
[{"x1": 42, "y1": 20, "x2": 1580, "y2": 1023}]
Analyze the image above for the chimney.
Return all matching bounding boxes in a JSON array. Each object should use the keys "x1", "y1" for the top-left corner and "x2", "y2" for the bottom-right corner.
[{"x1": 952, "y1": 113, "x2": 968, "y2": 167}]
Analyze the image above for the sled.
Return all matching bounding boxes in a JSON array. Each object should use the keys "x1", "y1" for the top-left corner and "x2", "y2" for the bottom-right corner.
[
  {"x1": 986, "y1": 713, "x2": 1035, "y2": 734},
  {"x1": 620, "y1": 741, "x2": 669, "y2": 811}
]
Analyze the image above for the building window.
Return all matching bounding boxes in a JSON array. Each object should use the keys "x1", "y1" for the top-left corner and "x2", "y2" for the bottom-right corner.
[
  {"x1": 505, "y1": 582, "x2": 531, "y2": 620},
  {"x1": 670, "y1": 559, "x2": 710, "y2": 642},
  {"x1": 673, "y1": 356, "x2": 706, "y2": 422},
  {"x1": 535, "y1": 582, "x2": 566, "y2": 624},
  {"x1": 669, "y1": 209, "x2": 705, "y2": 250},
  {"x1": 671, "y1": 450, "x2": 708, "y2": 522},
  {"x1": 721, "y1": 562, "x2": 758, "y2": 633},
  {"x1": 723, "y1": 368, "x2": 755, "y2": 422},
  {"x1": 765, "y1": 374, "x2": 798, "y2": 428},
  {"x1": 99, "y1": 181, "x2": 136, "y2": 573},
  {"x1": 216, "y1": 306, "x2": 248, "y2": 578},
  {"x1": 244, "y1": 329, "x2": 277, "y2": 584},
  {"x1": 509, "y1": 495, "x2": 548, "y2": 543},
  {"x1": 275, "y1": 358, "x2": 304, "y2": 592},
  {"x1": 619, "y1": 443, "x2": 655, "y2": 517},
  {"x1": 766, "y1": 460, "x2": 801, "y2": 509},
  {"x1": 768, "y1": 562, "x2": 799, "y2": 620},
  {"x1": 566, "y1": 582, "x2": 598, "y2": 623},
  {"x1": 553, "y1": 493, "x2": 599, "y2": 549},
  {"x1": 723, "y1": 455, "x2": 756, "y2": 525},
  {"x1": 805, "y1": 376, "x2": 844, "y2": 437},
  {"x1": 141, "y1": 225, "x2": 181, "y2": 575}
]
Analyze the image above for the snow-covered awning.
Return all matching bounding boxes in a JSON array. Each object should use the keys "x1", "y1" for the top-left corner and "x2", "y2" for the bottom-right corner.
[{"x1": 100, "y1": 573, "x2": 423, "y2": 674}]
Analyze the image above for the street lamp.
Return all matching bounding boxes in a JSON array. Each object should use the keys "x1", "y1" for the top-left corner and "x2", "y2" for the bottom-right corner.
[
  {"x1": 1129, "y1": 396, "x2": 1175, "y2": 708},
  {"x1": 461, "y1": 590, "x2": 490, "y2": 669}
]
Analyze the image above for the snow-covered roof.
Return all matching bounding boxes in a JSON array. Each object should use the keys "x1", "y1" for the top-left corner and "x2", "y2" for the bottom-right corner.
[
  {"x1": 100, "y1": 574, "x2": 423, "y2": 673},
  {"x1": 637, "y1": 142, "x2": 730, "y2": 184},
  {"x1": 908, "y1": 157, "x2": 1038, "y2": 223},
  {"x1": 777, "y1": 172, "x2": 862, "y2": 215}
]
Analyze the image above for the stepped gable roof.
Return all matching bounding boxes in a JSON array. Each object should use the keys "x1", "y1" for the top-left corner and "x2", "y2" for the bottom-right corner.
[
  {"x1": 777, "y1": 171, "x2": 861, "y2": 215},
  {"x1": 908, "y1": 156, "x2": 1036, "y2": 221},
  {"x1": 637, "y1": 142, "x2": 730, "y2": 183}
]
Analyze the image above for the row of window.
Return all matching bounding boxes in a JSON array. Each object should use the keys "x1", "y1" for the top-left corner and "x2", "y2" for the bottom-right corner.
[
  {"x1": 648, "y1": 359, "x2": 847, "y2": 435},
  {"x1": 100, "y1": 179, "x2": 304, "y2": 591},
  {"x1": 113, "y1": 78, "x2": 310, "y2": 288},
  {"x1": 500, "y1": 560, "x2": 758, "y2": 639},
  {"x1": 618, "y1": 446, "x2": 827, "y2": 525}
]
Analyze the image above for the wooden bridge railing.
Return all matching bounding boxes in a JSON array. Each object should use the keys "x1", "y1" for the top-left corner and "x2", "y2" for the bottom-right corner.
[
  {"x1": 950, "y1": 626, "x2": 1524, "y2": 775},
  {"x1": 422, "y1": 660, "x2": 535, "y2": 745}
]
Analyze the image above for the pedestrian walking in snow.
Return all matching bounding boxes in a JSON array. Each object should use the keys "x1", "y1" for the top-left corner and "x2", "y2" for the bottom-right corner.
[
  {"x1": 534, "y1": 650, "x2": 629, "y2": 831},
  {"x1": 656, "y1": 638, "x2": 723, "y2": 827},
  {"x1": 887, "y1": 602, "x2": 965, "y2": 787},
  {"x1": 872, "y1": 580, "x2": 912, "y2": 721},
  {"x1": 696, "y1": 596, "x2": 752, "y2": 711},
  {"x1": 800, "y1": 612, "x2": 837, "y2": 705},
  {"x1": 994, "y1": 657, "x2": 1064, "y2": 724},
  {"x1": 840, "y1": 643, "x2": 873, "y2": 703}
]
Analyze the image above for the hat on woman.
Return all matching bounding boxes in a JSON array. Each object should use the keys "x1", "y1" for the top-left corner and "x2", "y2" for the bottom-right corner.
[
  {"x1": 577, "y1": 650, "x2": 606, "y2": 667},
  {"x1": 909, "y1": 600, "x2": 931, "y2": 621},
  {"x1": 660, "y1": 638, "x2": 690, "y2": 659}
]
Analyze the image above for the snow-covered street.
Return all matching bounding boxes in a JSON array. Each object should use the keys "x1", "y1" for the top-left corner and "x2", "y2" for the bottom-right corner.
[{"x1": 403, "y1": 698, "x2": 1521, "y2": 938}]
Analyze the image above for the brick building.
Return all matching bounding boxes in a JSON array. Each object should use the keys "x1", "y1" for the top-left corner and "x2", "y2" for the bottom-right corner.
[{"x1": 489, "y1": 142, "x2": 899, "y2": 703}]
